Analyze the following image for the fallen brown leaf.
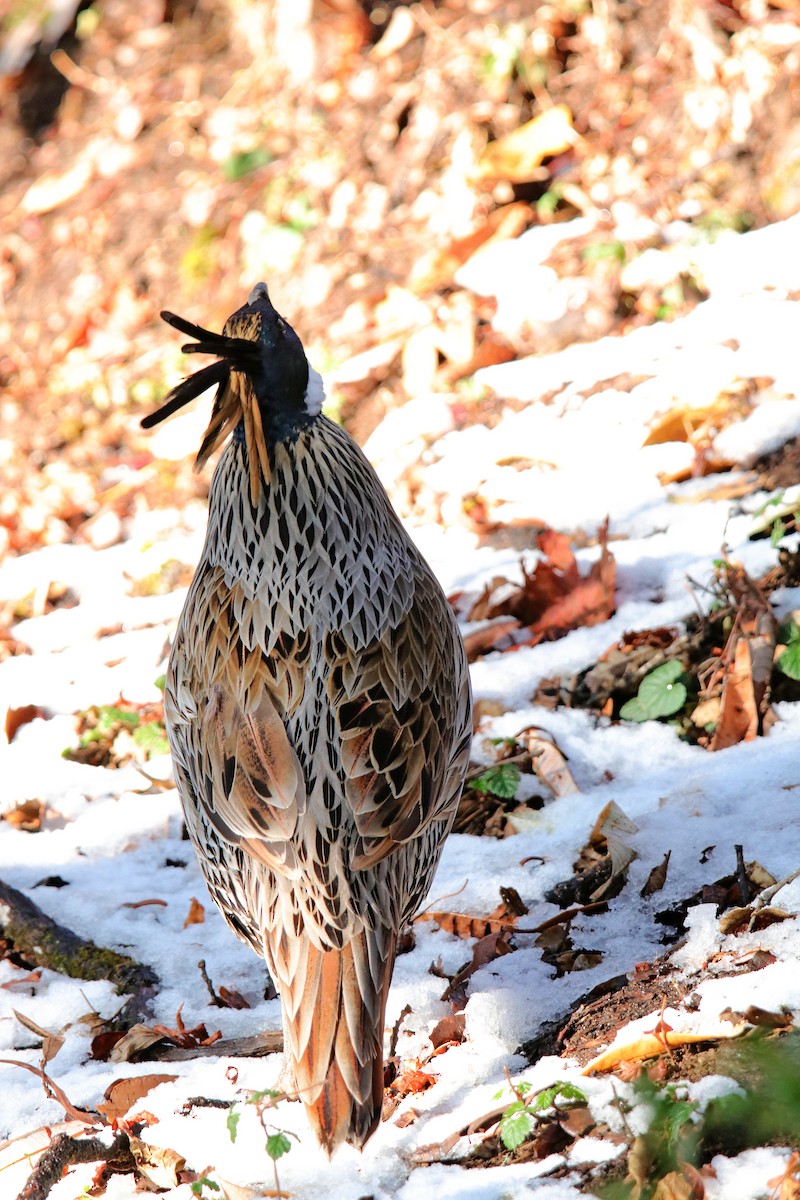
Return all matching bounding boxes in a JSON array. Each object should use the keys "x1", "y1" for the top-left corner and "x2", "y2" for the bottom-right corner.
[
  {"x1": 183, "y1": 897, "x2": 205, "y2": 928},
  {"x1": 4, "y1": 704, "x2": 44, "y2": 743},
  {"x1": 12, "y1": 1009, "x2": 65, "y2": 1063},
  {"x1": 582, "y1": 1021, "x2": 747, "y2": 1075},
  {"x1": 428, "y1": 1013, "x2": 466, "y2": 1049},
  {"x1": 98, "y1": 1073, "x2": 179, "y2": 1121},
  {"x1": 641, "y1": 851, "x2": 672, "y2": 898},
  {"x1": 476, "y1": 105, "x2": 576, "y2": 181}
]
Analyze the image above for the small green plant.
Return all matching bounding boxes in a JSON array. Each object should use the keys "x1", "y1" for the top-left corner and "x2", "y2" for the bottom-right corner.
[
  {"x1": 776, "y1": 620, "x2": 800, "y2": 681},
  {"x1": 620, "y1": 661, "x2": 688, "y2": 722},
  {"x1": 223, "y1": 147, "x2": 272, "y2": 181},
  {"x1": 467, "y1": 763, "x2": 520, "y2": 799},
  {"x1": 228, "y1": 1087, "x2": 298, "y2": 1197},
  {"x1": 64, "y1": 704, "x2": 168, "y2": 762},
  {"x1": 655, "y1": 280, "x2": 685, "y2": 321},
  {"x1": 190, "y1": 1178, "x2": 220, "y2": 1198},
  {"x1": 494, "y1": 1078, "x2": 587, "y2": 1152},
  {"x1": 582, "y1": 240, "x2": 626, "y2": 264}
]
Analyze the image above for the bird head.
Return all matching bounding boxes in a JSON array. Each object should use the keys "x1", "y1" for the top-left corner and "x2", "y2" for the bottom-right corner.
[{"x1": 141, "y1": 283, "x2": 324, "y2": 501}]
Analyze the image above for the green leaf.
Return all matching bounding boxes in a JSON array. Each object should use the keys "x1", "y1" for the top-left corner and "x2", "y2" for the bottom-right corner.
[
  {"x1": 582, "y1": 240, "x2": 626, "y2": 263},
  {"x1": 96, "y1": 705, "x2": 139, "y2": 732},
  {"x1": 777, "y1": 619, "x2": 800, "y2": 646},
  {"x1": 227, "y1": 1109, "x2": 240, "y2": 1143},
  {"x1": 777, "y1": 641, "x2": 800, "y2": 681},
  {"x1": 530, "y1": 1080, "x2": 587, "y2": 1111},
  {"x1": 133, "y1": 721, "x2": 169, "y2": 757},
  {"x1": 499, "y1": 1102, "x2": 535, "y2": 1151},
  {"x1": 621, "y1": 661, "x2": 687, "y2": 722},
  {"x1": 266, "y1": 1131, "x2": 292, "y2": 1160},
  {"x1": 516, "y1": 1081, "x2": 533, "y2": 1096},
  {"x1": 467, "y1": 763, "x2": 520, "y2": 799},
  {"x1": 618, "y1": 696, "x2": 650, "y2": 722},
  {"x1": 771, "y1": 517, "x2": 787, "y2": 547},
  {"x1": 247, "y1": 1087, "x2": 282, "y2": 1104},
  {"x1": 664, "y1": 1098, "x2": 698, "y2": 1147},
  {"x1": 191, "y1": 1180, "x2": 220, "y2": 1197},
  {"x1": 154, "y1": 674, "x2": 166, "y2": 692},
  {"x1": 222, "y1": 147, "x2": 272, "y2": 181}
]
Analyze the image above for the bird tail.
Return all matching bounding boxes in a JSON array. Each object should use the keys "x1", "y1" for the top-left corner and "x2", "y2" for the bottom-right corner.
[{"x1": 275, "y1": 924, "x2": 397, "y2": 1155}]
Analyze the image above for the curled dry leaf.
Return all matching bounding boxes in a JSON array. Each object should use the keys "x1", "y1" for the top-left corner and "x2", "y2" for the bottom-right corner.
[
  {"x1": 4, "y1": 704, "x2": 44, "y2": 743},
  {"x1": 476, "y1": 105, "x2": 576, "y2": 181},
  {"x1": 641, "y1": 850, "x2": 672, "y2": 898},
  {"x1": 183, "y1": 896, "x2": 205, "y2": 927},
  {"x1": 518, "y1": 725, "x2": 579, "y2": 797},
  {"x1": 582, "y1": 1019, "x2": 748, "y2": 1075},
  {"x1": 109, "y1": 1024, "x2": 171, "y2": 1063},
  {"x1": 465, "y1": 521, "x2": 616, "y2": 656},
  {"x1": 3, "y1": 799, "x2": 44, "y2": 832},
  {"x1": 428, "y1": 1013, "x2": 466, "y2": 1049},
  {"x1": 415, "y1": 910, "x2": 510, "y2": 939},
  {"x1": 12, "y1": 1009, "x2": 65, "y2": 1063},
  {"x1": 97, "y1": 1073, "x2": 179, "y2": 1121},
  {"x1": 128, "y1": 1135, "x2": 185, "y2": 1190},
  {"x1": 586, "y1": 800, "x2": 638, "y2": 901}
]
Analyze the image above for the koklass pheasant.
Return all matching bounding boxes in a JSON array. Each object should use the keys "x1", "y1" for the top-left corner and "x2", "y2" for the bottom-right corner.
[{"x1": 141, "y1": 284, "x2": 473, "y2": 1154}]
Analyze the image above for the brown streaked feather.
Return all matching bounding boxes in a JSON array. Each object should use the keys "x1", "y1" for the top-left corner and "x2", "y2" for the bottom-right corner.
[
  {"x1": 199, "y1": 685, "x2": 304, "y2": 854},
  {"x1": 277, "y1": 928, "x2": 397, "y2": 1155},
  {"x1": 331, "y1": 571, "x2": 471, "y2": 870}
]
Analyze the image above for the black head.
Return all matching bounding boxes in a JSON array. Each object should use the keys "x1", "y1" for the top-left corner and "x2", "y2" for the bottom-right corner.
[{"x1": 140, "y1": 283, "x2": 322, "y2": 446}]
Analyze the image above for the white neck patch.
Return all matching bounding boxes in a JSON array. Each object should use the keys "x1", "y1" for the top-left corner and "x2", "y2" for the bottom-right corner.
[{"x1": 304, "y1": 366, "x2": 325, "y2": 416}]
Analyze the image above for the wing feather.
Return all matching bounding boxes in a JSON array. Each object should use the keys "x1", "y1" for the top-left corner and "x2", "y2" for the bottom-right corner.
[{"x1": 332, "y1": 570, "x2": 472, "y2": 869}]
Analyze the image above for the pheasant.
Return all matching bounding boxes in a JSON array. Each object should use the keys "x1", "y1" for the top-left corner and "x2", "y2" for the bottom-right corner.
[{"x1": 141, "y1": 284, "x2": 473, "y2": 1153}]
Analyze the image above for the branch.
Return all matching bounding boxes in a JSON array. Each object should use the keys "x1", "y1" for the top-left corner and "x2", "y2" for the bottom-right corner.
[
  {"x1": 16, "y1": 1130, "x2": 132, "y2": 1200},
  {"x1": 0, "y1": 879, "x2": 157, "y2": 1022}
]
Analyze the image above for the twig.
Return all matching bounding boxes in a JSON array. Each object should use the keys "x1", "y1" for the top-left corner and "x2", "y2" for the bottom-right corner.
[
  {"x1": 734, "y1": 844, "x2": 750, "y2": 905},
  {"x1": 16, "y1": 1130, "x2": 131, "y2": 1200},
  {"x1": 388, "y1": 1004, "x2": 412, "y2": 1060},
  {"x1": 0, "y1": 1059, "x2": 102, "y2": 1127},
  {"x1": 197, "y1": 959, "x2": 222, "y2": 1007}
]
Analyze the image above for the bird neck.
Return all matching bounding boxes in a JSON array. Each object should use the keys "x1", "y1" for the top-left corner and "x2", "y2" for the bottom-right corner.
[{"x1": 205, "y1": 419, "x2": 417, "y2": 651}]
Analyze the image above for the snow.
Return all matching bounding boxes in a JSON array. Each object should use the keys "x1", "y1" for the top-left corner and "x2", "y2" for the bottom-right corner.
[{"x1": 3, "y1": 215, "x2": 800, "y2": 1198}]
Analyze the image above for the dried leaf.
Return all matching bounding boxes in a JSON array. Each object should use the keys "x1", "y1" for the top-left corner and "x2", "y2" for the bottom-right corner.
[
  {"x1": 128, "y1": 1135, "x2": 185, "y2": 1189},
  {"x1": 519, "y1": 726, "x2": 580, "y2": 797},
  {"x1": 641, "y1": 851, "x2": 672, "y2": 898},
  {"x1": 477, "y1": 105, "x2": 575, "y2": 181},
  {"x1": 429, "y1": 1013, "x2": 466, "y2": 1049},
  {"x1": 109, "y1": 1023, "x2": 170, "y2": 1062},
  {"x1": 652, "y1": 1166, "x2": 705, "y2": 1199},
  {"x1": 97, "y1": 1073, "x2": 179, "y2": 1121},
  {"x1": 218, "y1": 985, "x2": 250, "y2": 1009},
  {"x1": 3, "y1": 799, "x2": 44, "y2": 832},
  {"x1": 582, "y1": 1021, "x2": 747, "y2": 1075},
  {"x1": 0, "y1": 1057, "x2": 102, "y2": 1126},
  {"x1": 1, "y1": 969, "x2": 42, "y2": 988},
  {"x1": 441, "y1": 931, "x2": 514, "y2": 1003},
  {"x1": 587, "y1": 800, "x2": 638, "y2": 900},
  {"x1": 462, "y1": 617, "x2": 521, "y2": 660},
  {"x1": 12, "y1": 1010, "x2": 65, "y2": 1063},
  {"x1": 4, "y1": 704, "x2": 44, "y2": 743},
  {"x1": 409, "y1": 203, "x2": 530, "y2": 292},
  {"x1": 388, "y1": 1066, "x2": 437, "y2": 1096},
  {"x1": 183, "y1": 896, "x2": 205, "y2": 927},
  {"x1": 710, "y1": 637, "x2": 759, "y2": 751},
  {"x1": 416, "y1": 910, "x2": 509, "y2": 939}
]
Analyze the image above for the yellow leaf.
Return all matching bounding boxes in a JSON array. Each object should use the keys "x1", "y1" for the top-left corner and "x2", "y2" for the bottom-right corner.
[{"x1": 477, "y1": 106, "x2": 575, "y2": 181}]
